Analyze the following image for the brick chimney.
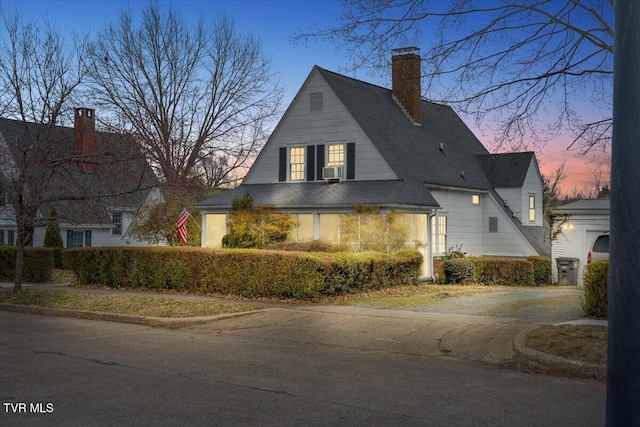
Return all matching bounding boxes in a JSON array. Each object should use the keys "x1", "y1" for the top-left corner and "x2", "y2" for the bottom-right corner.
[
  {"x1": 74, "y1": 107, "x2": 96, "y2": 173},
  {"x1": 392, "y1": 47, "x2": 421, "y2": 125}
]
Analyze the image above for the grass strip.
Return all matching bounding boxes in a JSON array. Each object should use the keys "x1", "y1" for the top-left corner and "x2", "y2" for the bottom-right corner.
[{"x1": 0, "y1": 289, "x2": 261, "y2": 318}]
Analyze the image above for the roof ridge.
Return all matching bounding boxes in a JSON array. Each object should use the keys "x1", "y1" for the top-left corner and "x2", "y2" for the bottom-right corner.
[{"x1": 315, "y1": 66, "x2": 449, "y2": 110}]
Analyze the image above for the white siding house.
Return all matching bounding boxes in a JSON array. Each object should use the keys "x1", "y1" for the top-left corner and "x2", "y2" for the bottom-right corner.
[
  {"x1": 0, "y1": 108, "x2": 159, "y2": 249},
  {"x1": 196, "y1": 48, "x2": 549, "y2": 278}
]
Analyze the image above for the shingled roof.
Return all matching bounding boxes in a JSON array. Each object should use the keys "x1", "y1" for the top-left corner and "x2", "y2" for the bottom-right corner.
[
  {"x1": 196, "y1": 180, "x2": 439, "y2": 210},
  {"x1": 316, "y1": 67, "x2": 494, "y2": 190},
  {"x1": 477, "y1": 152, "x2": 536, "y2": 188},
  {"x1": 0, "y1": 116, "x2": 157, "y2": 225}
]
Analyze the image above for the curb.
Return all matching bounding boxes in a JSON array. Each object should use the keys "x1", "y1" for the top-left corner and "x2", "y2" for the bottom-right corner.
[
  {"x1": 0, "y1": 303, "x2": 265, "y2": 329},
  {"x1": 513, "y1": 326, "x2": 606, "y2": 380}
]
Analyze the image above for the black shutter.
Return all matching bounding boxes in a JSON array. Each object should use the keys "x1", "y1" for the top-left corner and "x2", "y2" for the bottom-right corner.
[
  {"x1": 306, "y1": 145, "x2": 315, "y2": 181},
  {"x1": 346, "y1": 143, "x2": 355, "y2": 180},
  {"x1": 316, "y1": 144, "x2": 325, "y2": 180},
  {"x1": 278, "y1": 147, "x2": 287, "y2": 182}
]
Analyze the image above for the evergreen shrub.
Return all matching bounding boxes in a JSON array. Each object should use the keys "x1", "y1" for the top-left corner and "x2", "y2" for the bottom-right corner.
[
  {"x1": 63, "y1": 247, "x2": 422, "y2": 300},
  {"x1": 471, "y1": 257, "x2": 534, "y2": 286},
  {"x1": 583, "y1": 260, "x2": 608, "y2": 319}
]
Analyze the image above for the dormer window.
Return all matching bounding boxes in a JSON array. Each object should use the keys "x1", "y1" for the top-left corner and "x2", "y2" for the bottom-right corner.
[{"x1": 529, "y1": 195, "x2": 536, "y2": 222}]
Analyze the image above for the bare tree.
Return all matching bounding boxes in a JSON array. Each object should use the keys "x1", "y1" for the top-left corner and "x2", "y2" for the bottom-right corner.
[
  {"x1": 85, "y1": 2, "x2": 282, "y2": 187},
  {"x1": 0, "y1": 9, "x2": 155, "y2": 291},
  {"x1": 542, "y1": 161, "x2": 567, "y2": 209},
  {"x1": 0, "y1": 9, "x2": 85, "y2": 291},
  {"x1": 295, "y1": 0, "x2": 613, "y2": 154}
]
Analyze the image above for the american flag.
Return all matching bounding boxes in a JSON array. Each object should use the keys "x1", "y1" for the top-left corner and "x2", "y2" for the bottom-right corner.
[{"x1": 177, "y1": 206, "x2": 189, "y2": 244}]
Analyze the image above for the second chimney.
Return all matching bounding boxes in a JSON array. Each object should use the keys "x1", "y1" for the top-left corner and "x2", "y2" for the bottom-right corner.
[
  {"x1": 392, "y1": 47, "x2": 421, "y2": 125},
  {"x1": 74, "y1": 107, "x2": 96, "y2": 173}
]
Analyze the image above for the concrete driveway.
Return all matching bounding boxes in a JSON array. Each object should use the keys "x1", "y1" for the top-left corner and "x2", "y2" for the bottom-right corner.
[{"x1": 350, "y1": 287, "x2": 586, "y2": 323}]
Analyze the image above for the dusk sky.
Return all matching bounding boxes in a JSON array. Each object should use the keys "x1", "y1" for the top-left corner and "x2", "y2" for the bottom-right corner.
[{"x1": 1, "y1": 0, "x2": 611, "y2": 193}]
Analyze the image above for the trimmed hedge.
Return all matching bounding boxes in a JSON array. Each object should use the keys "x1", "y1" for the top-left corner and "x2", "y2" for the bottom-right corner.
[
  {"x1": 472, "y1": 257, "x2": 535, "y2": 287},
  {"x1": 527, "y1": 256, "x2": 552, "y2": 286},
  {"x1": 583, "y1": 260, "x2": 608, "y2": 319},
  {"x1": 62, "y1": 247, "x2": 422, "y2": 300},
  {"x1": 265, "y1": 240, "x2": 349, "y2": 253},
  {"x1": 441, "y1": 259, "x2": 474, "y2": 283},
  {"x1": 0, "y1": 246, "x2": 54, "y2": 282},
  {"x1": 438, "y1": 256, "x2": 538, "y2": 286}
]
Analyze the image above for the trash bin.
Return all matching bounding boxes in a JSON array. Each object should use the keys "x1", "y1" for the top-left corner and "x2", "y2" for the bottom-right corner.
[{"x1": 556, "y1": 257, "x2": 580, "y2": 285}]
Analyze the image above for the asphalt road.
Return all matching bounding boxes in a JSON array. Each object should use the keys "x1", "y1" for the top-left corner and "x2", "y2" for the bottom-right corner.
[{"x1": 1, "y1": 308, "x2": 605, "y2": 426}]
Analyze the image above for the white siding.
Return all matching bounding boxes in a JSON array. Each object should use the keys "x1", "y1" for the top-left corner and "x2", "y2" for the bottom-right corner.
[
  {"x1": 430, "y1": 189, "x2": 485, "y2": 255},
  {"x1": 430, "y1": 188, "x2": 537, "y2": 257},
  {"x1": 482, "y1": 192, "x2": 537, "y2": 256},
  {"x1": 244, "y1": 68, "x2": 397, "y2": 184},
  {"x1": 494, "y1": 159, "x2": 543, "y2": 226},
  {"x1": 31, "y1": 211, "x2": 155, "y2": 248}
]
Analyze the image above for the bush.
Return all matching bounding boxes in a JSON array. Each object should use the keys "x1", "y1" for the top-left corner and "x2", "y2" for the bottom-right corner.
[
  {"x1": 583, "y1": 260, "x2": 608, "y2": 318},
  {"x1": 472, "y1": 257, "x2": 534, "y2": 286},
  {"x1": 527, "y1": 256, "x2": 552, "y2": 286},
  {"x1": 265, "y1": 240, "x2": 349, "y2": 253},
  {"x1": 0, "y1": 246, "x2": 53, "y2": 282},
  {"x1": 63, "y1": 247, "x2": 422, "y2": 300},
  {"x1": 441, "y1": 259, "x2": 474, "y2": 284}
]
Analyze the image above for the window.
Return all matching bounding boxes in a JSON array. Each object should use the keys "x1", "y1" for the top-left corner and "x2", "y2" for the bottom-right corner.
[
  {"x1": 327, "y1": 143, "x2": 345, "y2": 167},
  {"x1": 431, "y1": 215, "x2": 447, "y2": 254},
  {"x1": 529, "y1": 195, "x2": 536, "y2": 222},
  {"x1": 0, "y1": 230, "x2": 4, "y2": 244},
  {"x1": 489, "y1": 217, "x2": 498, "y2": 233},
  {"x1": 111, "y1": 213, "x2": 122, "y2": 235},
  {"x1": 472, "y1": 194, "x2": 480, "y2": 205},
  {"x1": 7, "y1": 230, "x2": 15, "y2": 245},
  {"x1": 289, "y1": 146, "x2": 305, "y2": 181},
  {"x1": 72, "y1": 231, "x2": 84, "y2": 247},
  {"x1": 319, "y1": 214, "x2": 340, "y2": 244},
  {"x1": 310, "y1": 92, "x2": 323, "y2": 112},
  {"x1": 290, "y1": 214, "x2": 314, "y2": 241}
]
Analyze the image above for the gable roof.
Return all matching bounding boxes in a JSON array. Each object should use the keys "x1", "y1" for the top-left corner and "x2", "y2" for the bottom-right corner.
[
  {"x1": 316, "y1": 67, "x2": 494, "y2": 190},
  {"x1": 477, "y1": 152, "x2": 535, "y2": 188},
  {"x1": 0, "y1": 116, "x2": 158, "y2": 225}
]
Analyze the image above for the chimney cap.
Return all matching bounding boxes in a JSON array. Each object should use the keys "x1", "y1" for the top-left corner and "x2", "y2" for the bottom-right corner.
[{"x1": 392, "y1": 46, "x2": 421, "y2": 55}]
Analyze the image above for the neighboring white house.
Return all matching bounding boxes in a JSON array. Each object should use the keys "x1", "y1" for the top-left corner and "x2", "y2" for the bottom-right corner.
[
  {"x1": 550, "y1": 199, "x2": 610, "y2": 285},
  {"x1": 195, "y1": 48, "x2": 549, "y2": 279},
  {"x1": 0, "y1": 108, "x2": 160, "y2": 248}
]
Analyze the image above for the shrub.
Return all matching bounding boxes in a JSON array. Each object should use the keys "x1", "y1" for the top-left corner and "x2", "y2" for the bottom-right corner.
[
  {"x1": 265, "y1": 240, "x2": 349, "y2": 253},
  {"x1": 472, "y1": 257, "x2": 534, "y2": 286},
  {"x1": 526, "y1": 256, "x2": 552, "y2": 286},
  {"x1": 63, "y1": 247, "x2": 423, "y2": 300},
  {"x1": 0, "y1": 246, "x2": 53, "y2": 282},
  {"x1": 583, "y1": 260, "x2": 608, "y2": 319},
  {"x1": 441, "y1": 259, "x2": 474, "y2": 284}
]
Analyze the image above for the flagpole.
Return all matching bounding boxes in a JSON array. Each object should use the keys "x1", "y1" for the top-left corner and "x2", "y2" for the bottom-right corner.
[{"x1": 181, "y1": 206, "x2": 202, "y2": 231}]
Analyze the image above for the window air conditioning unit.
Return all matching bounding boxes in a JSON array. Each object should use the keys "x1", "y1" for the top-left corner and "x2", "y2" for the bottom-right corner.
[{"x1": 322, "y1": 166, "x2": 343, "y2": 182}]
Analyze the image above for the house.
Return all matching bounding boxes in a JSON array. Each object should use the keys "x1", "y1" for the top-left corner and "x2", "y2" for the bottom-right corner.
[
  {"x1": 195, "y1": 48, "x2": 549, "y2": 278},
  {"x1": 549, "y1": 199, "x2": 610, "y2": 285},
  {"x1": 0, "y1": 108, "x2": 159, "y2": 248}
]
